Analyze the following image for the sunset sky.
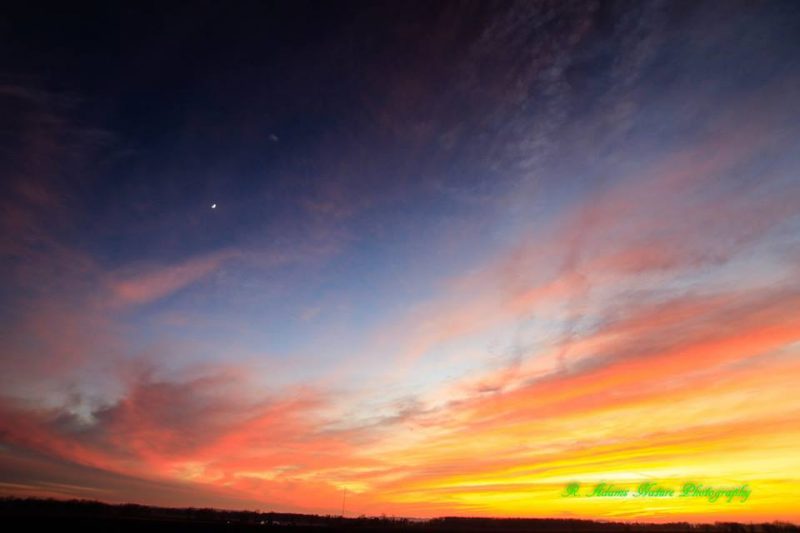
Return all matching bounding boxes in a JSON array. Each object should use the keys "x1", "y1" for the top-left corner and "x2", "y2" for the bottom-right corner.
[{"x1": 1, "y1": 0, "x2": 799, "y2": 524}]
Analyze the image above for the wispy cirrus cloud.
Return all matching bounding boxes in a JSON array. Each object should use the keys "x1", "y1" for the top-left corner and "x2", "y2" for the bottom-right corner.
[
  {"x1": 107, "y1": 249, "x2": 240, "y2": 308},
  {"x1": 1, "y1": 0, "x2": 799, "y2": 522}
]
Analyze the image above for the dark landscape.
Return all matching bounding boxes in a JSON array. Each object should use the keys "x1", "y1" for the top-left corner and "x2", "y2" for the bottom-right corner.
[{"x1": 1, "y1": 499, "x2": 797, "y2": 533}]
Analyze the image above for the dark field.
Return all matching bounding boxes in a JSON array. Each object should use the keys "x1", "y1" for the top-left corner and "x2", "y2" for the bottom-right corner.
[{"x1": 0, "y1": 499, "x2": 797, "y2": 533}]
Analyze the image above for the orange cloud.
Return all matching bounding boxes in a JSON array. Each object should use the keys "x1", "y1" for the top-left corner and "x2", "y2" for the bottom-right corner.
[{"x1": 3, "y1": 276, "x2": 798, "y2": 520}]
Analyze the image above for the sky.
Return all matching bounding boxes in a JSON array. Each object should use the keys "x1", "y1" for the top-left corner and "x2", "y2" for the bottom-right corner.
[{"x1": 1, "y1": 0, "x2": 799, "y2": 524}]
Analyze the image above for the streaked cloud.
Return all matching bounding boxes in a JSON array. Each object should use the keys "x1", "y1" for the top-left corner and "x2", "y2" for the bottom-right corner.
[{"x1": 1, "y1": 0, "x2": 799, "y2": 523}]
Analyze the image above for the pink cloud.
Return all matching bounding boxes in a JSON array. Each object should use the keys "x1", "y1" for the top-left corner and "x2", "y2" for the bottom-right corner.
[{"x1": 108, "y1": 250, "x2": 239, "y2": 307}]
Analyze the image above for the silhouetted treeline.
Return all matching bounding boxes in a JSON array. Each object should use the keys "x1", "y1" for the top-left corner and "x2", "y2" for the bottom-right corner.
[
  {"x1": 0, "y1": 498, "x2": 797, "y2": 533},
  {"x1": 426, "y1": 517, "x2": 799, "y2": 533}
]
